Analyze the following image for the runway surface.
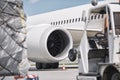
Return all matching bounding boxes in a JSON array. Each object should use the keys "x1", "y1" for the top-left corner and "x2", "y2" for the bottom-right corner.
[
  {"x1": 29, "y1": 67, "x2": 78, "y2": 80},
  {"x1": 1, "y1": 67, "x2": 78, "y2": 80}
]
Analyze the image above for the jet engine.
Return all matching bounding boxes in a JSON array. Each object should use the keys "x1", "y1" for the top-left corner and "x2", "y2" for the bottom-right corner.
[{"x1": 27, "y1": 24, "x2": 73, "y2": 65}]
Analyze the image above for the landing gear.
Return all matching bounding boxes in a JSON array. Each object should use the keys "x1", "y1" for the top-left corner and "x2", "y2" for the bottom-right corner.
[
  {"x1": 51, "y1": 63, "x2": 59, "y2": 69},
  {"x1": 36, "y1": 62, "x2": 59, "y2": 69},
  {"x1": 36, "y1": 63, "x2": 42, "y2": 69}
]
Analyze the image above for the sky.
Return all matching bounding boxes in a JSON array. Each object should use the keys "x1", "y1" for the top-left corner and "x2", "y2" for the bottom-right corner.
[
  {"x1": 23, "y1": 0, "x2": 91, "y2": 16},
  {"x1": 23, "y1": 0, "x2": 103, "y2": 16}
]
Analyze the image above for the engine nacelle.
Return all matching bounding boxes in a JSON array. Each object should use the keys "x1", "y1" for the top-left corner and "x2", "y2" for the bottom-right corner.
[{"x1": 27, "y1": 24, "x2": 73, "y2": 63}]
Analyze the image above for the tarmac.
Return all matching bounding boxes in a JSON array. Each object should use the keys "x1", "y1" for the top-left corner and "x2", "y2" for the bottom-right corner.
[{"x1": 28, "y1": 68, "x2": 78, "y2": 80}]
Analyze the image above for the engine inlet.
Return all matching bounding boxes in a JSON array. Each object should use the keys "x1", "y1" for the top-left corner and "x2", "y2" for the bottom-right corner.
[{"x1": 47, "y1": 30, "x2": 68, "y2": 57}]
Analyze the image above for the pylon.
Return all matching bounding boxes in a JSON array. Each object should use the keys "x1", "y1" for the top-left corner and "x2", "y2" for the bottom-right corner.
[{"x1": 62, "y1": 63, "x2": 66, "y2": 70}]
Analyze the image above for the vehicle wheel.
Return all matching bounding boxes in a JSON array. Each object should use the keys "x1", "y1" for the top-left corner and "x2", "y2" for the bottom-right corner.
[
  {"x1": 42, "y1": 63, "x2": 50, "y2": 69},
  {"x1": 102, "y1": 66, "x2": 119, "y2": 80},
  {"x1": 36, "y1": 63, "x2": 42, "y2": 69},
  {"x1": 52, "y1": 63, "x2": 59, "y2": 69},
  {"x1": 111, "y1": 73, "x2": 120, "y2": 80}
]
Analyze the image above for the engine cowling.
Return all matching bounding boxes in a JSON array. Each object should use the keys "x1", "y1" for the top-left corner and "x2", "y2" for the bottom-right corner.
[{"x1": 27, "y1": 24, "x2": 73, "y2": 63}]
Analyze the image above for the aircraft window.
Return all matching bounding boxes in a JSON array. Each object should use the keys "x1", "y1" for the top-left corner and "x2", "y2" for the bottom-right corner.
[
  {"x1": 101, "y1": 14, "x2": 104, "y2": 18},
  {"x1": 94, "y1": 14, "x2": 97, "y2": 19},
  {"x1": 67, "y1": 20, "x2": 69, "y2": 24},
  {"x1": 75, "y1": 18, "x2": 77, "y2": 22},
  {"x1": 64, "y1": 20, "x2": 66, "y2": 24},
  {"x1": 69, "y1": 19, "x2": 71, "y2": 23},
  {"x1": 91, "y1": 16, "x2": 93, "y2": 20},
  {"x1": 61, "y1": 21, "x2": 63, "y2": 24},
  {"x1": 78, "y1": 18, "x2": 80, "y2": 21},
  {"x1": 56, "y1": 22, "x2": 58, "y2": 25},
  {"x1": 99, "y1": 15, "x2": 100, "y2": 19},
  {"x1": 98, "y1": 14, "x2": 101, "y2": 19},
  {"x1": 72, "y1": 19, "x2": 74, "y2": 23},
  {"x1": 81, "y1": 17, "x2": 83, "y2": 21},
  {"x1": 51, "y1": 22, "x2": 53, "y2": 25},
  {"x1": 58, "y1": 21, "x2": 60, "y2": 25},
  {"x1": 50, "y1": 22, "x2": 52, "y2": 25}
]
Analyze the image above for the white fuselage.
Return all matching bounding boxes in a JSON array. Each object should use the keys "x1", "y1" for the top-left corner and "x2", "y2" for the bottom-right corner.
[{"x1": 27, "y1": 1, "x2": 107, "y2": 47}]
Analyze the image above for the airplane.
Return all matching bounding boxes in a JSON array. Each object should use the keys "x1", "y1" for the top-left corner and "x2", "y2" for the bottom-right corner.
[
  {"x1": 26, "y1": 1, "x2": 120, "y2": 80},
  {"x1": 26, "y1": 0, "x2": 106, "y2": 69}
]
